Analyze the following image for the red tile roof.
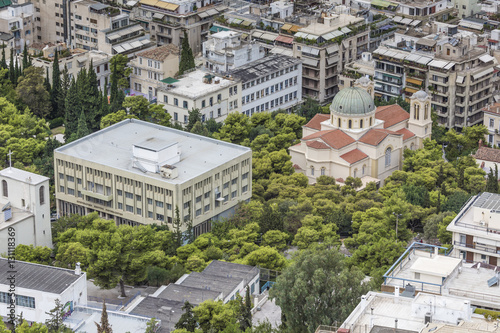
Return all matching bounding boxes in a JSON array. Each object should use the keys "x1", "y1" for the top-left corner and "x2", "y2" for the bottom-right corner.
[
  {"x1": 293, "y1": 164, "x2": 302, "y2": 170},
  {"x1": 396, "y1": 128, "x2": 415, "y2": 141},
  {"x1": 304, "y1": 114, "x2": 329, "y2": 130},
  {"x1": 306, "y1": 141, "x2": 330, "y2": 149},
  {"x1": 482, "y1": 102, "x2": 500, "y2": 115},
  {"x1": 375, "y1": 104, "x2": 410, "y2": 129},
  {"x1": 359, "y1": 128, "x2": 402, "y2": 146},
  {"x1": 340, "y1": 148, "x2": 369, "y2": 164},
  {"x1": 336, "y1": 178, "x2": 344, "y2": 183},
  {"x1": 302, "y1": 129, "x2": 355, "y2": 149},
  {"x1": 473, "y1": 146, "x2": 500, "y2": 163}
]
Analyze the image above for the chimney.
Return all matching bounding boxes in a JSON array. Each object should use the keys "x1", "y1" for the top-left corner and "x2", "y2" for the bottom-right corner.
[
  {"x1": 394, "y1": 286, "x2": 400, "y2": 297},
  {"x1": 75, "y1": 262, "x2": 81, "y2": 275},
  {"x1": 394, "y1": 319, "x2": 398, "y2": 330},
  {"x1": 463, "y1": 301, "x2": 471, "y2": 321}
]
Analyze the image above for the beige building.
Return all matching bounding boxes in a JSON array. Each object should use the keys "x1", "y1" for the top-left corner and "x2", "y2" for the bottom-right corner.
[
  {"x1": 289, "y1": 79, "x2": 432, "y2": 185},
  {"x1": 157, "y1": 70, "x2": 241, "y2": 125},
  {"x1": 482, "y1": 102, "x2": 500, "y2": 148},
  {"x1": 0, "y1": 3, "x2": 35, "y2": 54},
  {"x1": 31, "y1": 46, "x2": 112, "y2": 90},
  {"x1": 133, "y1": 0, "x2": 222, "y2": 55},
  {"x1": 70, "y1": 0, "x2": 154, "y2": 55},
  {"x1": 54, "y1": 119, "x2": 252, "y2": 236},
  {"x1": 339, "y1": 52, "x2": 374, "y2": 90},
  {"x1": 292, "y1": 11, "x2": 370, "y2": 103},
  {"x1": 0, "y1": 167, "x2": 52, "y2": 255},
  {"x1": 28, "y1": 0, "x2": 68, "y2": 44},
  {"x1": 130, "y1": 44, "x2": 179, "y2": 101},
  {"x1": 447, "y1": 192, "x2": 500, "y2": 265}
]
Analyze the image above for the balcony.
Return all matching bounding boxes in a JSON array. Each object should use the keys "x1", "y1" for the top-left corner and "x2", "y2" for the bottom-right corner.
[
  {"x1": 81, "y1": 189, "x2": 113, "y2": 202},
  {"x1": 453, "y1": 241, "x2": 500, "y2": 255}
]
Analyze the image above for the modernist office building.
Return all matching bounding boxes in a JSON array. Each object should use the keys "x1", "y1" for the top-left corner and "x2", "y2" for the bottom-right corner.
[{"x1": 54, "y1": 119, "x2": 252, "y2": 236}]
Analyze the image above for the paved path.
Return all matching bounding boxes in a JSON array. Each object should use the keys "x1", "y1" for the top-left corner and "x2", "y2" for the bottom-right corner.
[{"x1": 252, "y1": 298, "x2": 282, "y2": 328}]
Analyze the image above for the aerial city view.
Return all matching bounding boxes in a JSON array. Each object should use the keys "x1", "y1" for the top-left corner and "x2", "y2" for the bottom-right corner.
[{"x1": 1, "y1": 0, "x2": 500, "y2": 331}]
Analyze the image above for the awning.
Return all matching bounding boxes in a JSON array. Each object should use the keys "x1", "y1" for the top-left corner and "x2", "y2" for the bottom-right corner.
[
  {"x1": 161, "y1": 77, "x2": 179, "y2": 84},
  {"x1": 294, "y1": 32, "x2": 309, "y2": 38},
  {"x1": 456, "y1": 75, "x2": 464, "y2": 84},
  {"x1": 410, "y1": 20, "x2": 421, "y2": 26},
  {"x1": 197, "y1": 11, "x2": 209, "y2": 19},
  {"x1": 252, "y1": 31, "x2": 263, "y2": 38},
  {"x1": 260, "y1": 33, "x2": 277, "y2": 41},
  {"x1": 480, "y1": 54, "x2": 495, "y2": 63},
  {"x1": 281, "y1": 23, "x2": 292, "y2": 30},
  {"x1": 327, "y1": 56, "x2": 339, "y2": 65},
  {"x1": 140, "y1": 0, "x2": 158, "y2": 6},
  {"x1": 401, "y1": 18, "x2": 413, "y2": 25},
  {"x1": 406, "y1": 78, "x2": 423, "y2": 85},
  {"x1": 155, "y1": 1, "x2": 179, "y2": 11},
  {"x1": 290, "y1": 25, "x2": 300, "y2": 32},
  {"x1": 232, "y1": 18, "x2": 243, "y2": 24},
  {"x1": 302, "y1": 58, "x2": 319, "y2": 67},
  {"x1": 113, "y1": 45, "x2": 125, "y2": 53},
  {"x1": 417, "y1": 38, "x2": 436, "y2": 47},
  {"x1": 302, "y1": 46, "x2": 319, "y2": 55},
  {"x1": 393, "y1": 16, "x2": 402, "y2": 22},
  {"x1": 276, "y1": 35, "x2": 293, "y2": 44},
  {"x1": 405, "y1": 87, "x2": 418, "y2": 94},
  {"x1": 428, "y1": 59, "x2": 449, "y2": 68},
  {"x1": 326, "y1": 44, "x2": 339, "y2": 54},
  {"x1": 107, "y1": 32, "x2": 120, "y2": 40},
  {"x1": 444, "y1": 62, "x2": 455, "y2": 70},
  {"x1": 152, "y1": 13, "x2": 164, "y2": 19},
  {"x1": 206, "y1": 9, "x2": 218, "y2": 16},
  {"x1": 241, "y1": 20, "x2": 253, "y2": 27},
  {"x1": 384, "y1": 73, "x2": 401, "y2": 80},
  {"x1": 340, "y1": 27, "x2": 351, "y2": 34},
  {"x1": 473, "y1": 67, "x2": 494, "y2": 80}
]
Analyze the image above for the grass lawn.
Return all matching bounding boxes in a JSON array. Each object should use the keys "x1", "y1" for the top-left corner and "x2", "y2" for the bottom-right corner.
[{"x1": 51, "y1": 126, "x2": 65, "y2": 136}]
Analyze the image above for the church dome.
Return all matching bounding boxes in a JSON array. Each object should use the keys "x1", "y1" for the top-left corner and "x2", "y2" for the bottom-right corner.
[
  {"x1": 330, "y1": 87, "x2": 376, "y2": 116},
  {"x1": 411, "y1": 90, "x2": 429, "y2": 101}
]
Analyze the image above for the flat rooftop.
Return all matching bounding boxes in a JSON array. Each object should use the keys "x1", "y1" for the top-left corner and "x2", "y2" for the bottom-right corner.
[
  {"x1": 68, "y1": 306, "x2": 150, "y2": 333},
  {"x1": 54, "y1": 119, "x2": 251, "y2": 184},
  {"x1": 299, "y1": 14, "x2": 364, "y2": 35},
  {"x1": 179, "y1": 271, "x2": 242, "y2": 299},
  {"x1": 156, "y1": 283, "x2": 222, "y2": 304},
  {"x1": 0, "y1": 206, "x2": 33, "y2": 231},
  {"x1": 130, "y1": 297, "x2": 183, "y2": 333},
  {"x1": 202, "y1": 260, "x2": 259, "y2": 284},
  {"x1": 229, "y1": 54, "x2": 301, "y2": 81},
  {"x1": 0, "y1": 258, "x2": 83, "y2": 294},
  {"x1": 0, "y1": 167, "x2": 49, "y2": 185},
  {"x1": 161, "y1": 69, "x2": 237, "y2": 99},
  {"x1": 410, "y1": 256, "x2": 461, "y2": 277}
]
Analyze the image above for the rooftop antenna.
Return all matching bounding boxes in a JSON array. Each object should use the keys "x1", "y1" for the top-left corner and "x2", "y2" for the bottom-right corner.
[{"x1": 7, "y1": 150, "x2": 12, "y2": 169}]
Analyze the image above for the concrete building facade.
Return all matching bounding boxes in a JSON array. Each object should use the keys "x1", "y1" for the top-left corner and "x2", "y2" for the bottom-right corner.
[
  {"x1": 157, "y1": 70, "x2": 242, "y2": 125},
  {"x1": 54, "y1": 119, "x2": 252, "y2": 237},
  {"x1": 229, "y1": 54, "x2": 302, "y2": 116},
  {"x1": 0, "y1": 167, "x2": 52, "y2": 255},
  {"x1": 0, "y1": 3, "x2": 35, "y2": 54}
]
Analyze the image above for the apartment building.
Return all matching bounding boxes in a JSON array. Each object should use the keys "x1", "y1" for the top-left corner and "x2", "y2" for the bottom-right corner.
[
  {"x1": 28, "y1": 0, "x2": 69, "y2": 43},
  {"x1": 483, "y1": 102, "x2": 500, "y2": 147},
  {"x1": 129, "y1": 44, "x2": 179, "y2": 101},
  {"x1": 133, "y1": 0, "x2": 221, "y2": 55},
  {"x1": 54, "y1": 119, "x2": 252, "y2": 236},
  {"x1": 229, "y1": 54, "x2": 302, "y2": 116},
  {"x1": 454, "y1": 0, "x2": 481, "y2": 18},
  {"x1": 447, "y1": 192, "x2": 500, "y2": 265},
  {"x1": 374, "y1": 0, "x2": 454, "y2": 23},
  {"x1": 0, "y1": 32, "x2": 14, "y2": 57},
  {"x1": 71, "y1": 0, "x2": 154, "y2": 55},
  {"x1": 339, "y1": 52, "x2": 374, "y2": 90},
  {"x1": 202, "y1": 30, "x2": 264, "y2": 75},
  {"x1": 292, "y1": 11, "x2": 370, "y2": 103},
  {"x1": 157, "y1": 70, "x2": 241, "y2": 125},
  {"x1": 0, "y1": 3, "x2": 35, "y2": 54},
  {"x1": 32, "y1": 47, "x2": 112, "y2": 90}
]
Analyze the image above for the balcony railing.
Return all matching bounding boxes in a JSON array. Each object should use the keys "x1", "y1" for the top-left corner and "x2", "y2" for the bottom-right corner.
[
  {"x1": 453, "y1": 241, "x2": 500, "y2": 254},
  {"x1": 454, "y1": 221, "x2": 500, "y2": 234}
]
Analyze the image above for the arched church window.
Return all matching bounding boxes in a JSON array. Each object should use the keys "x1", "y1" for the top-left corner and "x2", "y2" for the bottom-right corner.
[
  {"x1": 310, "y1": 166, "x2": 314, "y2": 176},
  {"x1": 385, "y1": 147, "x2": 392, "y2": 167},
  {"x1": 348, "y1": 120, "x2": 352, "y2": 129},
  {"x1": 414, "y1": 104, "x2": 420, "y2": 120},
  {"x1": 2, "y1": 180, "x2": 7, "y2": 197},
  {"x1": 360, "y1": 119, "x2": 363, "y2": 128},
  {"x1": 424, "y1": 103, "x2": 429, "y2": 120},
  {"x1": 321, "y1": 167, "x2": 325, "y2": 176},
  {"x1": 338, "y1": 118, "x2": 341, "y2": 127}
]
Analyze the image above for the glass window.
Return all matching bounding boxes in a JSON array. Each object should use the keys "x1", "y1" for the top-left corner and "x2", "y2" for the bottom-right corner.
[
  {"x1": 156, "y1": 201, "x2": 164, "y2": 208},
  {"x1": 2, "y1": 180, "x2": 7, "y2": 197},
  {"x1": 385, "y1": 147, "x2": 392, "y2": 167}
]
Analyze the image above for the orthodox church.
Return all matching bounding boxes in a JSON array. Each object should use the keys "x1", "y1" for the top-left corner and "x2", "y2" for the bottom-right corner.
[{"x1": 289, "y1": 77, "x2": 432, "y2": 185}]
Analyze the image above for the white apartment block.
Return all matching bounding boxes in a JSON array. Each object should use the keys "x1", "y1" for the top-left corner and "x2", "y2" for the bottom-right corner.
[
  {"x1": 130, "y1": 44, "x2": 179, "y2": 101},
  {"x1": 229, "y1": 54, "x2": 302, "y2": 116},
  {"x1": 157, "y1": 70, "x2": 242, "y2": 125},
  {"x1": 0, "y1": 3, "x2": 35, "y2": 54},
  {"x1": 270, "y1": 1, "x2": 294, "y2": 19},
  {"x1": 0, "y1": 167, "x2": 52, "y2": 255},
  {"x1": 447, "y1": 192, "x2": 500, "y2": 266},
  {"x1": 71, "y1": 0, "x2": 154, "y2": 55},
  {"x1": 54, "y1": 119, "x2": 252, "y2": 237},
  {"x1": 203, "y1": 30, "x2": 264, "y2": 75},
  {"x1": 0, "y1": 259, "x2": 87, "y2": 325},
  {"x1": 32, "y1": 48, "x2": 111, "y2": 90}
]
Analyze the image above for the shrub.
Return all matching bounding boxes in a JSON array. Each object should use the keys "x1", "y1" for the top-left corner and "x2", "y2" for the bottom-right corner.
[{"x1": 49, "y1": 117, "x2": 64, "y2": 129}]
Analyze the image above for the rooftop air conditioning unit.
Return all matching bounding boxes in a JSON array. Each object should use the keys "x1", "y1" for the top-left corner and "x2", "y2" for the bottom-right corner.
[
  {"x1": 160, "y1": 164, "x2": 178, "y2": 179},
  {"x1": 480, "y1": 220, "x2": 487, "y2": 226}
]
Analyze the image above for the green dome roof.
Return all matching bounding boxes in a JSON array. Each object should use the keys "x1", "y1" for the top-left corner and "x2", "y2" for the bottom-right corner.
[{"x1": 330, "y1": 87, "x2": 376, "y2": 116}]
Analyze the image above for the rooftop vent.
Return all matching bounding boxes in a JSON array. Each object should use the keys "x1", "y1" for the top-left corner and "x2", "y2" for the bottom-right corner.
[
  {"x1": 160, "y1": 164, "x2": 178, "y2": 179},
  {"x1": 132, "y1": 138, "x2": 181, "y2": 174}
]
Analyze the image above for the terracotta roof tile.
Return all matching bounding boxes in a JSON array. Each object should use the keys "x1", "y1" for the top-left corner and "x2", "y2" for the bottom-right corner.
[
  {"x1": 306, "y1": 141, "x2": 330, "y2": 149},
  {"x1": 336, "y1": 178, "x2": 344, "y2": 183},
  {"x1": 375, "y1": 104, "x2": 410, "y2": 129},
  {"x1": 473, "y1": 146, "x2": 500, "y2": 163},
  {"x1": 340, "y1": 148, "x2": 369, "y2": 164},
  {"x1": 302, "y1": 129, "x2": 355, "y2": 149},
  {"x1": 304, "y1": 114, "x2": 329, "y2": 130},
  {"x1": 136, "y1": 44, "x2": 179, "y2": 61},
  {"x1": 359, "y1": 128, "x2": 402, "y2": 146},
  {"x1": 483, "y1": 103, "x2": 500, "y2": 115},
  {"x1": 396, "y1": 128, "x2": 415, "y2": 141},
  {"x1": 293, "y1": 164, "x2": 302, "y2": 170}
]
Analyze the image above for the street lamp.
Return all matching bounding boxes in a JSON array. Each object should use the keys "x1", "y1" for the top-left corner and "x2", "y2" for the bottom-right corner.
[{"x1": 393, "y1": 212, "x2": 402, "y2": 243}]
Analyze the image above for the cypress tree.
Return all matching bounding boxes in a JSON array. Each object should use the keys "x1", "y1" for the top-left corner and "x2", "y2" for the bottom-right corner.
[
  {"x1": 100, "y1": 85, "x2": 109, "y2": 120},
  {"x1": 14, "y1": 56, "x2": 20, "y2": 84},
  {"x1": 65, "y1": 76, "x2": 79, "y2": 140},
  {"x1": 179, "y1": 30, "x2": 195, "y2": 75},
  {"x1": 9, "y1": 49, "x2": 14, "y2": 84},
  {"x1": 110, "y1": 60, "x2": 118, "y2": 103},
  {"x1": 44, "y1": 67, "x2": 51, "y2": 96},
  {"x1": 0, "y1": 43, "x2": 6, "y2": 69},
  {"x1": 240, "y1": 287, "x2": 252, "y2": 331},
  {"x1": 76, "y1": 110, "x2": 90, "y2": 139},
  {"x1": 95, "y1": 301, "x2": 113, "y2": 333},
  {"x1": 86, "y1": 60, "x2": 101, "y2": 131},
  {"x1": 51, "y1": 50, "x2": 62, "y2": 118},
  {"x1": 22, "y1": 41, "x2": 29, "y2": 71}
]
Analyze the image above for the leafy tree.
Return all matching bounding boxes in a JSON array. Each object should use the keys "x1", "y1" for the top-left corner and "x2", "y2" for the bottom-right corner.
[
  {"x1": 0, "y1": 43, "x2": 6, "y2": 69},
  {"x1": 186, "y1": 108, "x2": 202, "y2": 131},
  {"x1": 45, "y1": 299, "x2": 72, "y2": 333},
  {"x1": 22, "y1": 42, "x2": 30, "y2": 71},
  {"x1": 240, "y1": 287, "x2": 252, "y2": 331},
  {"x1": 259, "y1": 203, "x2": 284, "y2": 234},
  {"x1": 109, "y1": 55, "x2": 130, "y2": 113},
  {"x1": 486, "y1": 164, "x2": 499, "y2": 193},
  {"x1": 193, "y1": 299, "x2": 240, "y2": 333},
  {"x1": 179, "y1": 30, "x2": 195, "y2": 75},
  {"x1": 262, "y1": 230, "x2": 288, "y2": 251},
  {"x1": 145, "y1": 318, "x2": 160, "y2": 333},
  {"x1": 297, "y1": 96, "x2": 323, "y2": 120},
  {"x1": 442, "y1": 190, "x2": 471, "y2": 213},
  {"x1": 122, "y1": 95, "x2": 151, "y2": 119},
  {"x1": 100, "y1": 110, "x2": 138, "y2": 128},
  {"x1": 213, "y1": 112, "x2": 251, "y2": 144},
  {"x1": 75, "y1": 110, "x2": 90, "y2": 140},
  {"x1": 13, "y1": 244, "x2": 52, "y2": 264},
  {"x1": 238, "y1": 246, "x2": 287, "y2": 270},
  {"x1": 85, "y1": 60, "x2": 102, "y2": 131},
  {"x1": 15, "y1": 321, "x2": 49, "y2": 333},
  {"x1": 49, "y1": 50, "x2": 63, "y2": 119},
  {"x1": 175, "y1": 301, "x2": 197, "y2": 332},
  {"x1": 16, "y1": 66, "x2": 52, "y2": 118},
  {"x1": 270, "y1": 246, "x2": 370, "y2": 333},
  {"x1": 95, "y1": 301, "x2": 113, "y2": 333},
  {"x1": 423, "y1": 212, "x2": 455, "y2": 242},
  {"x1": 147, "y1": 266, "x2": 169, "y2": 287},
  {"x1": 173, "y1": 205, "x2": 183, "y2": 248},
  {"x1": 9, "y1": 49, "x2": 14, "y2": 84}
]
